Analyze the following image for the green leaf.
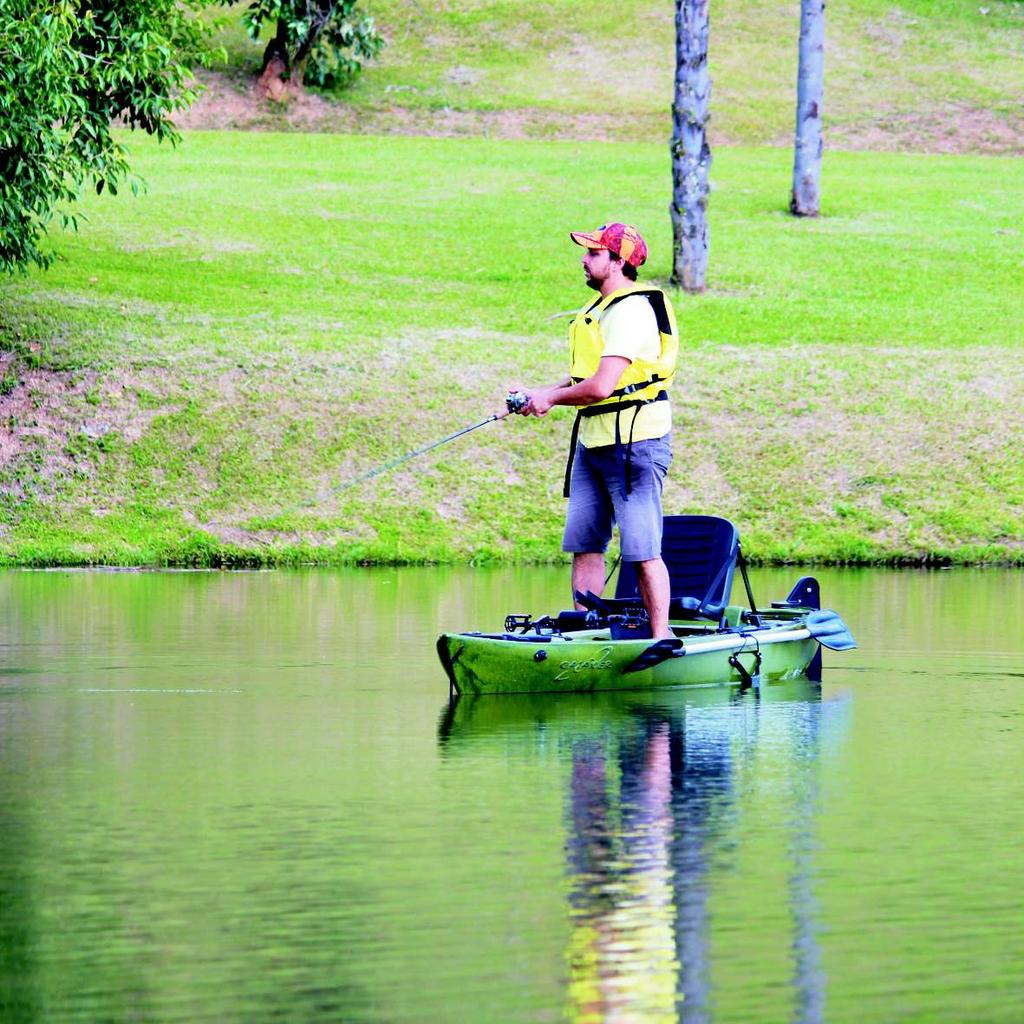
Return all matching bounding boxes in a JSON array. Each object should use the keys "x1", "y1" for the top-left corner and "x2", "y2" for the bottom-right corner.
[{"x1": 1, "y1": 0, "x2": 216, "y2": 273}]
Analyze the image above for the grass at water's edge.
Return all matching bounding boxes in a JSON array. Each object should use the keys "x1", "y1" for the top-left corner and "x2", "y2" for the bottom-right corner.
[
  {"x1": 1, "y1": 133, "x2": 1022, "y2": 568},
  {"x1": 4, "y1": 544, "x2": 1020, "y2": 571}
]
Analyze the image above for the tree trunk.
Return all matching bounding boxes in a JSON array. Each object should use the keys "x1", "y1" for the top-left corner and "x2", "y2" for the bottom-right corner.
[
  {"x1": 260, "y1": 18, "x2": 290, "y2": 77},
  {"x1": 290, "y1": 0, "x2": 335, "y2": 87},
  {"x1": 791, "y1": 0, "x2": 825, "y2": 217},
  {"x1": 255, "y1": 18, "x2": 291, "y2": 101},
  {"x1": 670, "y1": 0, "x2": 712, "y2": 294}
]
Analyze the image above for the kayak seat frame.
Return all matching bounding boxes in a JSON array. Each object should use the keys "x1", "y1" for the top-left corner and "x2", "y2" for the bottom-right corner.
[{"x1": 613, "y1": 514, "x2": 741, "y2": 625}]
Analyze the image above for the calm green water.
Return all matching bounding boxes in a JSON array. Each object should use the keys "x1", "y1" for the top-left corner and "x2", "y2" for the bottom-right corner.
[{"x1": 2, "y1": 566, "x2": 1023, "y2": 1023}]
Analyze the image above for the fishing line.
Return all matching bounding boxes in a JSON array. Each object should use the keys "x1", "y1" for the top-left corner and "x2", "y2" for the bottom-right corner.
[
  {"x1": 310, "y1": 410, "x2": 512, "y2": 504},
  {"x1": 262, "y1": 392, "x2": 528, "y2": 525}
]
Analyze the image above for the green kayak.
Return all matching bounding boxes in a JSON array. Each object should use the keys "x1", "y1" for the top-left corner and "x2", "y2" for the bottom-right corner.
[
  {"x1": 437, "y1": 517, "x2": 856, "y2": 696},
  {"x1": 437, "y1": 598, "x2": 853, "y2": 696}
]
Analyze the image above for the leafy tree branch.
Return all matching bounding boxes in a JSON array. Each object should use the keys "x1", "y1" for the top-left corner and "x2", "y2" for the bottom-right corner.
[{"x1": 0, "y1": 0, "x2": 215, "y2": 274}]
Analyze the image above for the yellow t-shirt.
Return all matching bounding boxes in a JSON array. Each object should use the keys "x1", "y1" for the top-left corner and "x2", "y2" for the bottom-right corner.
[{"x1": 578, "y1": 294, "x2": 673, "y2": 448}]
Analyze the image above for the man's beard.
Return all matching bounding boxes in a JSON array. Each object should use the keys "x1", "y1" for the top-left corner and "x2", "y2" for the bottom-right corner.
[{"x1": 584, "y1": 273, "x2": 601, "y2": 291}]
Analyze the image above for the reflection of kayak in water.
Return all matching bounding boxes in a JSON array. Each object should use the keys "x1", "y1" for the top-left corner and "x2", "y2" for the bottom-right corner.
[{"x1": 437, "y1": 678, "x2": 823, "y2": 748}]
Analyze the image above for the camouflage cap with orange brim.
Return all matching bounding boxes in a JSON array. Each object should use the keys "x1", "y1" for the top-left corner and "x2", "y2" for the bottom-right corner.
[{"x1": 569, "y1": 222, "x2": 648, "y2": 267}]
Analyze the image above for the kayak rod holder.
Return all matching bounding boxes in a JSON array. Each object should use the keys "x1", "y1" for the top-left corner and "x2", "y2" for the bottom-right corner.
[{"x1": 729, "y1": 648, "x2": 763, "y2": 692}]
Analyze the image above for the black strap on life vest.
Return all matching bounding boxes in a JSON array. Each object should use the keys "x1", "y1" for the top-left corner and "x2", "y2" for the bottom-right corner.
[
  {"x1": 593, "y1": 288, "x2": 673, "y2": 338},
  {"x1": 562, "y1": 391, "x2": 669, "y2": 499},
  {"x1": 571, "y1": 372, "x2": 670, "y2": 399}
]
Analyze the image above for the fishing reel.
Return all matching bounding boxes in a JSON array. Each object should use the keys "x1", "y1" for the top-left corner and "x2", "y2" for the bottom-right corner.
[{"x1": 505, "y1": 391, "x2": 529, "y2": 414}]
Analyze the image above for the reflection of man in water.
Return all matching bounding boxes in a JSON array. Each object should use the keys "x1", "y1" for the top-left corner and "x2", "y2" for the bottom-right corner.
[
  {"x1": 565, "y1": 725, "x2": 678, "y2": 1023},
  {"x1": 564, "y1": 714, "x2": 735, "y2": 1024},
  {"x1": 558, "y1": 692, "x2": 833, "y2": 1023}
]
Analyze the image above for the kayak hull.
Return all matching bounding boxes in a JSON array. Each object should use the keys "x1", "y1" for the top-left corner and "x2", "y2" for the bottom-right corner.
[{"x1": 437, "y1": 618, "x2": 820, "y2": 696}]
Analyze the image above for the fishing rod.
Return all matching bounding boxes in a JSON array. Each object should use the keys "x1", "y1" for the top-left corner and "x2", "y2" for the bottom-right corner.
[{"x1": 275, "y1": 390, "x2": 530, "y2": 518}]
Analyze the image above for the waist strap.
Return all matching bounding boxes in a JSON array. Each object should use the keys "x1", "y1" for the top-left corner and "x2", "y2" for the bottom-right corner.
[
  {"x1": 562, "y1": 391, "x2": 668, "y2": 499},
  {"x1": 571, "y1": 373, "x2": 670, "y2": 400}
]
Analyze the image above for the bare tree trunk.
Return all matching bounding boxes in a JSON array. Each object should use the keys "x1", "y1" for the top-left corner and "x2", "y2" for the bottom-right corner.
[
  {"x1": 670, "y1": 0, "x2": 711, "y2": 294},
  {"x1": 791, "y1": 0, "x2": 825, "y2": 217},
  {"x1": 260, "y1": 17, "x2": 290, "y2": 77},
  {"x1": 255, "y1": 18, "x2": 291, "y2": 101}
]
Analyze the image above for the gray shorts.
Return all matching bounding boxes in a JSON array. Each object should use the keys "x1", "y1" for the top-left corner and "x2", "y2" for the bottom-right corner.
[{"x1": 562, "y1": 435, "x2": 672, "y2": 562}]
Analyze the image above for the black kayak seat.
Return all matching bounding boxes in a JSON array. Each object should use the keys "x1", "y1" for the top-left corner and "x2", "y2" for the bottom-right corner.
[{"x1": 615, "y1": 514, "x2": 740, "y2": 623}]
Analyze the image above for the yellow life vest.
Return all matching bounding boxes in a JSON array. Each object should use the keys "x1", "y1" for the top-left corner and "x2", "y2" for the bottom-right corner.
[
  {"x1": 561, "y1": 286, "x2": 678, "y2": 498},
  {"x1": 568, "y1": 285, "x2": 678, "y2": 406}
]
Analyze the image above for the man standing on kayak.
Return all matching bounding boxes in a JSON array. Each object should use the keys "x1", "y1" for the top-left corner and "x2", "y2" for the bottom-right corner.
[{"x1": 515, "y1": 223, "x2": 678, "y2": 639}]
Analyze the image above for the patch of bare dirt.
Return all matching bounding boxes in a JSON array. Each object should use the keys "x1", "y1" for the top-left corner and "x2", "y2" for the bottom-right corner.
[
  {"x1": 861, "y1": 7, "x2": 918, "y2": 51},
  {"x1": 825, "y1": 102, "x2": 1024, "y2": 156},
  {"x1": 182, "y1": 514, "x2": 286, "y2": 548},
  {"x1": 0, "y1": 353, "x2": 178, "y2": 503},
  {"x1": 177, "y1": 70, "x2": 1023, "y2": 154},
  {"x1": 177, "y1": 70, "x2": 657, "y2": 140},
  {"x1": 176, "y1": 70, "x2": 338, "y2": 130}
]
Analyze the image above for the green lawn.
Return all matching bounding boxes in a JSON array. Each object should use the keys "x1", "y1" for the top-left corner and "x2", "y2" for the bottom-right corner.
[
  {"x1": 208, "y1": 0, "x2": 1024, "y2": 148},
  {"x1": 1, "y1": 132, "x2": 1022, "y2": 565}
]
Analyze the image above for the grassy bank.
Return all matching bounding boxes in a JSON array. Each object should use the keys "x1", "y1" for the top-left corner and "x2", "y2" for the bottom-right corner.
[
  {"x1": 198, "y1": 0, "x2": 1024, "y2": 152},
  {"x1": 1, "y1": 132, "x2": 1022, "y2": 566}
]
